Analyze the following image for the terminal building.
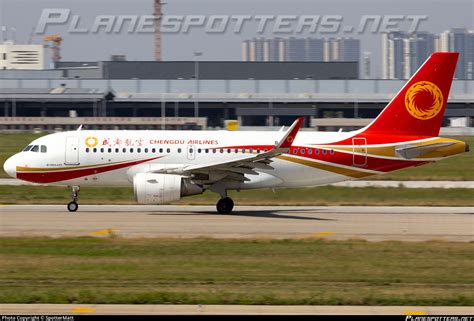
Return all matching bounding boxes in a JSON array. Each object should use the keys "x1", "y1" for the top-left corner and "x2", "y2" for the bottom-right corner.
[{"x1": 0, "y1": 60, "x2": 472, "y2": 131}]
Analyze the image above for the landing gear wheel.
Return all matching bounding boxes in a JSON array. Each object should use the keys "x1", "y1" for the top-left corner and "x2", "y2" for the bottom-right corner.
[
  {"x1": 67, "y1": 186, "x2": 80, "y2": 213},
  {"x1": 216, "y1": 197, "x2": 234, "y2": 214},
  {"x1": 67, "y1": 201, "x2": 78, "y2": 212}
]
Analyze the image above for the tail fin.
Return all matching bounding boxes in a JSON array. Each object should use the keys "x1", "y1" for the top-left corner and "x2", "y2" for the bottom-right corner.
[{"x1": 363, "y1": 52, "x2": 458, "y2": 137}]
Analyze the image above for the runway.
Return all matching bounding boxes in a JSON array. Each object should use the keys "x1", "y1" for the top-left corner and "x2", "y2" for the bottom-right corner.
[
  {"x1": 1, "y1": 304, "x2": 473, "y2": 315},
  {"x1": 1, "y1": 205, "x2": 472, "y2": 241}
]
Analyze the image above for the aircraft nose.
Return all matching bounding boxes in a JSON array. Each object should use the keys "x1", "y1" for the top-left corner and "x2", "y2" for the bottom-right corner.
[{"x1": 3, "y1": 156, "x2": 16, "y2": 178}]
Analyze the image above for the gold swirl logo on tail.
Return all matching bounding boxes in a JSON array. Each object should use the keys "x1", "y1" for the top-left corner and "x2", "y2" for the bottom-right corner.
[{"x1": 405, "y1": 81, "x2": 443, "y2": 120}]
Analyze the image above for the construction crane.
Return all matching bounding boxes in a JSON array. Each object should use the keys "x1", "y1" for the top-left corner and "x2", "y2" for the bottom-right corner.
[{"x1": 43, "y1": 34, "x2": 62, "y2": 65}]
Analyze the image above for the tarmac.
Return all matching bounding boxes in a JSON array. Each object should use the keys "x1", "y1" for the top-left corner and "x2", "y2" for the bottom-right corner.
[
  {"x1": 1, "y1": 205, "x2": 472, "y2": 242},
  {"x1": 1, "y1": 304, "x2": 473, "y2": 315}
]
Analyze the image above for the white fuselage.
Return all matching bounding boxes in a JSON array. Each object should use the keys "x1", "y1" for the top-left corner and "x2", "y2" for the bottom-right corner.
[{"x1": 6, "y1": 129, "x2": 373, "y2": 188}]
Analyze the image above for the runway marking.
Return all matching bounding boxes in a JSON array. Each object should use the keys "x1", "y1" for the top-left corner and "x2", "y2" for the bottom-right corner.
[
  {"x1": 403, "y1": 310, "x2": 427, "y2": 315},
  {"x1": 313, "y1": 231, "x2": 336, "y2": 237},
  {"x1": 71, "y1": 307, "x2": 96, "y2": 313},
  {"x1": 89, "y1": 229, "x2": 119, "y2": 236}
]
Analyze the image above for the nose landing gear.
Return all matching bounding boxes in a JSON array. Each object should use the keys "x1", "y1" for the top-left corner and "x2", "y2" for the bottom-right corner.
[{"x1": 67, "y1": 186, "x2": 80, "y2": 212}]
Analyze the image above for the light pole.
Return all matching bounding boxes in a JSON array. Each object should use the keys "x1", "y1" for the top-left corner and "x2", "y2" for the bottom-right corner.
[{"x1": 193, "y1": 51, "x2": 202, "y2": 118}]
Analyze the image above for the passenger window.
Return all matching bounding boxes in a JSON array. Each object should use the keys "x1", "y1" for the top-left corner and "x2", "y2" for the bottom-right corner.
[
  {"x1": 227, "y1": 149, "x2": 231, "y2": 153},
  {"x1": 123, "y1": 148, "x2": 126, "y2": 153},
  {"x1": 308, "y1": 149, "x2": 313, "y2": 155},
  {"x1": 152, "y1": 148, "x2": 156, "y2": 153},
  {"x1": 322, "y1": 150, "x2": 327, "y2": 155},
  {"x1": 145, "y1": 148, "x2": 148, "y2": 153},
  {"x1": 301, "y1": 149, "x2": 305, "y2": 155},
  {"x1": 205, "y1": 149, "x2": 209, "y2": 153},
  {"x1": 330, "y1": 150, "x2": 335, "y2": 155},
  {"x1": 220, "y1": 149, "x2": 224, "y2": 153},
  {"x1": 100, "y1": 148, "x2": 104, "y2": 153},
  {"x1": 159, "y1": 148, "x2": 163, "y2": 153},
  {"x1": 292, "y1": 149, "x2": 297, "y2": 154},
  {"x1": 198, "y1": 149, "x2": 202, "y2": 153},
  {"x1": 167, "y1": 148, "x2": 170, "y2": 153},
  {"x1": 315, "y1": 149, "x2": 320, "y2": 155},
  {"x1": 41, "y1": 145, "x2": 47, "y2": 153},
  {"x1": 93, "y1": 148, "x2": 97, "y2": 153},
  {"x1": 249, "y1": 149, "x2": 253, "y2": 154},
  {"x1": 115, "y1": 148, "x2": 119, "y2": 153},
  {"x1": 213, "y1": 149, "x2": 217, "y2": 154},
  {"x1": 108, "y1": 148, "x2": 112, "y2": 153},
  {"x1": 130, "y1": 148, "x2": 134, "y2": 153},
  {"x1": 178, "y1": 148, "x2": 182, "y2": 153},
  {"x1": 31, "y1": 145, "x2": 39, "y2": 152},
  {"x1": 86, "y1": 148, "x2": 90, "y2": 153},
  {"x1": 137, "y1": 148, "x2": 141, "y2": 153}
]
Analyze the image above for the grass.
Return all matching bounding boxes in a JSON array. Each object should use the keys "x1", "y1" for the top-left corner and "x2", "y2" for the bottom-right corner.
[
  {"x1": 0, "y1": 133, "x2": 472, "y2": 180},
  {"x1": 0, "y1": 185, "x2": 473, "y2": 206},
  {"x1": 0, "y1": 237, "x2": 472, "y2": 305}
]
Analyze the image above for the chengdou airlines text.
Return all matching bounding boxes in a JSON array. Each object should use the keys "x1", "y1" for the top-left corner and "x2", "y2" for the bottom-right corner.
[{"x1": 3, "y1": 53, "x2": 468, "y2": 214}]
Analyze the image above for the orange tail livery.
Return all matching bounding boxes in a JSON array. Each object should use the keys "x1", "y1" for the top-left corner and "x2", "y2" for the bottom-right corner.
[{"x1": 361, "y1": 52, "x2": 458, "y2": 141}]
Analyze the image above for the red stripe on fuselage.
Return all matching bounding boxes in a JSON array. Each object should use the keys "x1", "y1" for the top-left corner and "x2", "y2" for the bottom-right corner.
[
  {"x1": 216, "y1": 144, "x2": 427, "y2": 173},
  {"x1": 17, "y1": 157, "x2": 161, "y2": 184}
]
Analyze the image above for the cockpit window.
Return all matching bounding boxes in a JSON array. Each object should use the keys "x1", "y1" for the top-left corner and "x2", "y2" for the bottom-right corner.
[
  {"x1": 41, "y1": 145, "x2": 47, "y2": 153},
  {"x1": 30, "y1": 145, "x2": 39, "y2": 152},
  {"x1": 23, "y1": 145, "x2": 33, "y2": 152}
]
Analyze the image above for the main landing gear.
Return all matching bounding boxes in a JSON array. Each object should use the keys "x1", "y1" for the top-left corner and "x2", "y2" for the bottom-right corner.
[
  {"x1": 67, "y1": 186, "x2": 80, "y2": 212},
  {"x1": 216, "y1": 197, "x2": 234, "y2": 214},
  {"x1": 211, "y1": 184, "x2": 235, "y2": 214}
]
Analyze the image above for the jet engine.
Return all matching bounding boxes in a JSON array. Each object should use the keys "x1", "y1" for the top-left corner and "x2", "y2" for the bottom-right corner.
[{"x1": 133, "y1": 173, "x2": 203, "y2": 204}]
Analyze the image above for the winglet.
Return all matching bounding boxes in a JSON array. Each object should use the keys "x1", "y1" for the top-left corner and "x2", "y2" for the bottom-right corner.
[{"x1": 276, "y1": 117, "x2": 304, "y2": 149}]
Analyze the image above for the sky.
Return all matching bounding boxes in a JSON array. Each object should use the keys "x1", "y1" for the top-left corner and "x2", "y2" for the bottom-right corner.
[{"x1": 0, "y1": 0, "x2": 473, "y2": 76}]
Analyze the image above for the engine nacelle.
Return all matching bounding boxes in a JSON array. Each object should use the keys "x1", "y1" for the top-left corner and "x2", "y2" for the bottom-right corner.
[{"x1": 133, "y1": 173, "x2": 203, "y2": 204}]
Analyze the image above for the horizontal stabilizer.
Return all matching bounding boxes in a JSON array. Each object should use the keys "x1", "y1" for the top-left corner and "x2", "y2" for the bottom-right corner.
[{"x1": 395, "y1": 142, "x2": 455, "y2": 159}]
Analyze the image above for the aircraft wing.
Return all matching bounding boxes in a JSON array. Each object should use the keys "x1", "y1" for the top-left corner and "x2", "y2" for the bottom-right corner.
[{"x1": 152, "y1": 117, "x2": 304, "y2": 182}]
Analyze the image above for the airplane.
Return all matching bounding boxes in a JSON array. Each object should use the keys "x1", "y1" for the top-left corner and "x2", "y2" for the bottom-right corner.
[{"x1": 3, "y1": 52, "x2": 469, "y2": 214}]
